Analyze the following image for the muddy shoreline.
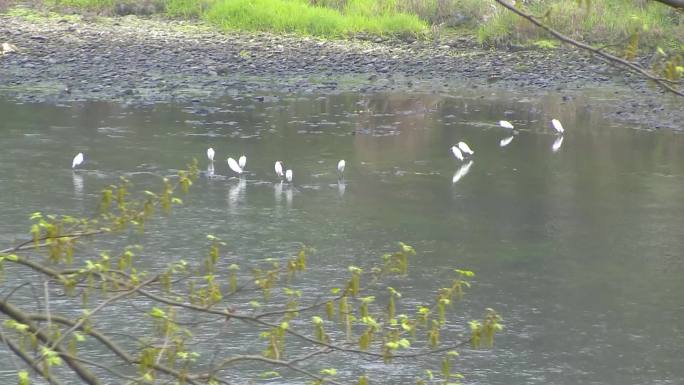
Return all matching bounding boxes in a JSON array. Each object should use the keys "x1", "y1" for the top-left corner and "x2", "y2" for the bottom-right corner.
[{"x1": 0, "y1": 11, "x2": 681, "y2": 130}]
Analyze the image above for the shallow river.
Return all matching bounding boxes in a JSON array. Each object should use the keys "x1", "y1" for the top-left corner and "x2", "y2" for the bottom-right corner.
[{"x1": 1, "y1": 89, "x2": 683, "y2": 385}]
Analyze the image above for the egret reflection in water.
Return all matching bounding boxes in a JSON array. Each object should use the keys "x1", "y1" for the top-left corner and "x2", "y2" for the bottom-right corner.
[
  {"x1": 207, "y1": 162, "x2": 215, "y2": 178},
  {"x1": 452, "y1": 160, "x2": 474, "y2": 184},
  {"x1": 337, "y1": 180, "x2": 346, "y2": 197},
  {"x1": 227, "y1": 177, "x2": 246, "y2": 209},
  {"x1": 274, "y1": 180, "x2": 283, "y2": 203},
  {"x1": 285, "y1": 184, "x2": 293, "y2": 208},
  {"x1": 500, "y1": 135, "x2": 515, "y2": 147},
  {"x1": 72, "y1": 171, "x2": 84, "y2": 197},
  {"x1": 552, "y1": 136, "x2": 564, "y2": 152}
]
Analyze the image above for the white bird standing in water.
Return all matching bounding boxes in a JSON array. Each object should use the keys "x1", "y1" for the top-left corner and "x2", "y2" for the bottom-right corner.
[
  {"x1": 72, "y1": 153, "x2": 84, "y2": 169},
  {"x1": 207, "y1": 148, "x2": 215, "y2": 162},
  {"x1": 274, "y1": 161, "x2": 284, "y2": 178},
  {"x1": 227, "y1": 157, "x2": 243, "y2": 175},
  {"x1": 451, "y1": 145, "x2": 464, "y2": 161},
  {"x1": 457, "y1": 142, "x2": 474, "y2": 156},
  {"x1": 337, "y1": 159, "x2": 346, "y2": 179},
  {"x1": 285, "y1": 169, "x2": 293, "y2": 183},
  {"x1": 551, "y1": 119, "x2": 564, "y2": 134},
  {"x1": 499, "y1": 120, "x2": 515, "y2": 130},
  {"x1": 238, "y1": 155, "x2": 246, "y2": 169}
]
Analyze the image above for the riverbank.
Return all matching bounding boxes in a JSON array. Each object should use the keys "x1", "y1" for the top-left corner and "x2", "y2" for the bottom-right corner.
[{"x1": 0, "y1": 10, "x2": 682, "y2": 130}]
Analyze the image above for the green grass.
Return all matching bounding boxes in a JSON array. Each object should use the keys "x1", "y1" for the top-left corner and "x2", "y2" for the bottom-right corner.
[
  {"x1": 46, "y1": 0, "x2": 115, "y2": 10},
  {"x1": 5, "y1": 6, "x2": 83, "y2": 22},
  {"x1": 204, "y1": 0, "x2": 426, "y2": 37},
  {"x1": 476, "y1": 0, "x2": 684, "y2": 48},
  {"x1": 165, "y1": 0, "x2": 213, "y2": 18},
  {"x1": 42, "y1": 0, "x2": 428, "y2": 37},
  {"x1": 26, "y1": 0, "x2": 684, "y2": 49}
]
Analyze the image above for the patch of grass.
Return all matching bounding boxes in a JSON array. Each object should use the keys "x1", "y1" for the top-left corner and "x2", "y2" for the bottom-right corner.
[
  {"x1": 4, "y1": 6, "x2": 82, "y2": 22},
  {"x1": 165, "y1": 0, "x2": 212, "y2": 18},
  {"x1": 204, "y1": 0, "x2": 426, "y2": 37},
  {"x1": 315, "y1": 0, "x2": 487, "y2": 26},
  {"x1": 532, "y1": 39, "x2": 558, "y2": 50},
  {"x1": 40, "y1": 0, "x2": 428, "y2": 37},
  {"x1": 46, "y1": 0, "x2": 115, "y2": 11}
]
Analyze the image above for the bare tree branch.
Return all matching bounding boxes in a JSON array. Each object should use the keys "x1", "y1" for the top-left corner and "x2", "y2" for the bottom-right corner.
[
  {"x1": 42, "y1": 275, "x2": 159, "y2": 359},
  {"x1": 0, "y1": 332, "x2": 66, "y2": 385},
  {"x1": 28, "y1": 314, "x2": 207, "y2": 385},
  {"x1": 209, "y1": 353, "x2": 348, "y2": 385},
  {"x1": 0, "y1": 300, "x2": 101, "y2": 385}
]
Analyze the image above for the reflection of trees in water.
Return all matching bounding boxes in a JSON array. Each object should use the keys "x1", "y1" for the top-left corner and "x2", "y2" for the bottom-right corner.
[{"x1": 352, "y1": 94, "x2": 443, "y2": 165}]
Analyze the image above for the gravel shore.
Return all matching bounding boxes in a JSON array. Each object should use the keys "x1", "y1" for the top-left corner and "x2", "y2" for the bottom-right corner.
[{"x1": 0, "y1": 11, "x2": 681, "y2": 130}]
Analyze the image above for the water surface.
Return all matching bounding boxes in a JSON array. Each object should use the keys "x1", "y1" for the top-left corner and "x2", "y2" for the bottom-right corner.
[{"x1": 1, "y1": 89, "x2": 683, "y2": 384}]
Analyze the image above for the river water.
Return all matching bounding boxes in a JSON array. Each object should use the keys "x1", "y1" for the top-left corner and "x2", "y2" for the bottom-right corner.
[{"x1": 1, "y1": 89, "x2": 683, "y2": 385}]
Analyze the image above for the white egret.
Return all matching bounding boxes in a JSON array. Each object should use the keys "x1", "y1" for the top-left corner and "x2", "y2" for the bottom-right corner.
[
  {"x1": 72, "y1": 152, "x2": 84, "y2": 169},
  {"x1": 552, "y1": 136, "x2": 564, "y2": 153},
  {"x1": 238, "y1": 155, "x2": 247, "y2": 169},
  {"x1": 450, "y1": 145, "x2": 464, "y2": 161},
  {"x1": 499, "y1": 120, "x2": 514, "y2": 130},
  {"x1": 207, "y1": 148, "x2": 215, "y2": 162},
  {"x1": 227, "y1": 157, "x2": 243, "y2": 174},
  {"x1": 452, "y1": 161, "x2": 473, "y2": 184},
  {"x1": 285, "y1": 169, "x2": 293, "y2": 182},
  {"x1": 499, "y1": 136, "x2": 515, "y2": 147},
  {"x1": 457, "y1": 141, "x2": 474, "y2": 156},
  {"x1": 275, "y1": 161, "x2": 284, "y2": 178},
  {"x1": 337, "y1": 159, "x2": 346, "y2": 178},
  {"x1": 551, "y1": 119, "x2": 564, "y2": 134}
]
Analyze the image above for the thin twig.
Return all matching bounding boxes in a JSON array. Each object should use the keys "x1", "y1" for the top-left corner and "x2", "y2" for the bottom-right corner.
[
  {"x1": 0, "y1": 332, "x2": 66, "y2": 385},
  {"x1": 41, "y1": 275, "x2": 158, "y2": 361}
]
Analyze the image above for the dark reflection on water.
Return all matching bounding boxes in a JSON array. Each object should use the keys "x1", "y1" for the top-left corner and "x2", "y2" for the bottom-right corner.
[{"x1": 1, "y1": 90, "x2": 683, "y2": 385}]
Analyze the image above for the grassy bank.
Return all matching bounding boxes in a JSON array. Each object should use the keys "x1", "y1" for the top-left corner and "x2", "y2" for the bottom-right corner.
[
  {"x1": 21, "y1": 0, "x2": 684, "y2": 49},
  {"x1": 478, "y1": 0, "x2": 684, "y2": 49},
  {"x1": 44, "y1": 0, "x2": 429, "y2": 37}
]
